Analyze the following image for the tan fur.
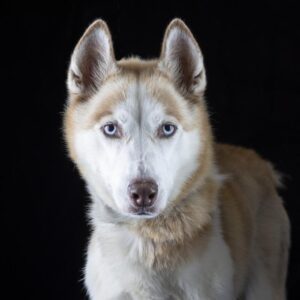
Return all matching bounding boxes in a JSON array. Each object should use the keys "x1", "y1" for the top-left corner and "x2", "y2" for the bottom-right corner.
[
  {"x1": 129, "y1": 178, "x2": 217, "y2": 270},
  {"x1": 216, "y1": 144, "x2": 290, "y2": 297}
]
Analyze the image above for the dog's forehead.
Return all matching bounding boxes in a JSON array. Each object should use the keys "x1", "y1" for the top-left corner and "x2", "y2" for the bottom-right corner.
[
  {"x1": 87, "y1": 71, "x2": 192, "y2": 128},
  {"x1": 115, "y1": 79, "x2": 178, "y2": 123}
]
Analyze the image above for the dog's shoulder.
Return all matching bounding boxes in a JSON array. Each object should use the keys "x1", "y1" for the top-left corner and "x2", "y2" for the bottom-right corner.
[
  {"x1": 215, "y1": 143, "x2": 281, "y2": 189},
  {"x1": 214, "y1": 143, "x2": 287, "y2": 296}
]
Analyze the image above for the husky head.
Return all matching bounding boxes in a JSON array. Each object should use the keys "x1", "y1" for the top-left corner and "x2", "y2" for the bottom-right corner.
[{"x1": 64, "y1": 19, "x2": 213, "y2": 219}]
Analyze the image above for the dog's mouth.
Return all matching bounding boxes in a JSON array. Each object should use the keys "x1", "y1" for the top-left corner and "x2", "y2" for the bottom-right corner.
[
  {"x1": 136, "y1": 210, "x2": 151, "y2": 216},
  {"x1": 129, "y1": 206, "x2": 157, "y2": 218}
]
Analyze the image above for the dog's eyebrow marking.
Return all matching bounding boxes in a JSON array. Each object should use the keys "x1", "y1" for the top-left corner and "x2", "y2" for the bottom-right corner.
[
  {"x1": 87, "y1": 82, "x2": 127, "y2": 127},
  {"x1": 88, "y1": 101, "x2": 119, "y2": 127},
  {"x1": 145, "y1": 79, "x2": 194, "y2": 130},
  {"x1": 92, "y1": 110, "x2": 113, "y2": 122}
]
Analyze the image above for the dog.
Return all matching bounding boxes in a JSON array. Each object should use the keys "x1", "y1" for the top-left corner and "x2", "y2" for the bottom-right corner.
[{"x1": 63, "y1": 18, "x2": 290, "y2": 300}]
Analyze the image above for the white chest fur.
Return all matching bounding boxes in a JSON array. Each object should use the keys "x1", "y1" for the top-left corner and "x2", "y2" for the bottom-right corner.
[{"x1": 84, "y1": 214, "x2": 234, "y2": 300}]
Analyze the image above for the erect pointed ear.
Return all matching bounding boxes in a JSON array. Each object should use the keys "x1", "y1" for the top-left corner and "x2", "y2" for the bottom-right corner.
[
  {"x1": 159, "y1": 19, "x2": 206, "y2": 95},
  {"x1": 67, "y1": 19, "x2": 117, "y2": 96}
]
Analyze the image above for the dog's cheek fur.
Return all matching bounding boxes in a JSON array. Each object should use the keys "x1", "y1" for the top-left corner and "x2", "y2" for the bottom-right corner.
[
  {"x1": 73, "y1": 127, "x2": 138, "y2": 213},
  {"x1": 73, "y1": 128, "x2": 118, "y2": 209},
  {"x1": 153, "y1": 127, "x2": 202, "y2": 207}
]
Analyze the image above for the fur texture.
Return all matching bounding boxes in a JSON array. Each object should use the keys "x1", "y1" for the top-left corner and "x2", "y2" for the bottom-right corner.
[{"x1": 63, "y1": 18, "x2": 290, "y2": 300}]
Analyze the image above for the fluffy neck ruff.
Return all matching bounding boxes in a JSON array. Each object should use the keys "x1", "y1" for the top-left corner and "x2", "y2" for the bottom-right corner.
[
  {"x1": 132, "y1": 175, "x2": 220, "y2": 270},
  {"x1": 90, "y1": 170, "x2": 221, "y2": 271}
]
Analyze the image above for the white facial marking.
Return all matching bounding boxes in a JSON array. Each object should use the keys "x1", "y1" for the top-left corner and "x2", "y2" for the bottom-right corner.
[{"x1": 74, "y1": 80, "x2": 201, "y2": 218}]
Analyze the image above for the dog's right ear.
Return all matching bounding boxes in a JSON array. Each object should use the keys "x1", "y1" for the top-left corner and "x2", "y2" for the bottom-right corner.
[
  {"x1": 67, "y1": 20, "x2": 116, "y2": 96},
  {"x1": 159, "y1": 19, "x2": 206, "y2": 96}
]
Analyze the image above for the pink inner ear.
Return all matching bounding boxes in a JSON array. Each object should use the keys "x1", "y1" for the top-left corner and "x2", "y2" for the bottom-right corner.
[
  {"x1": 76, "y1": 41, "x2": 98, "y2": 90},
  {"x1": 162, "y1": 27, "x2": 205, "y2": 93},
  {"x1": 174, "y1": 36, "x2": 196, "y2": 88},
  {"x1": 69, "y1": 21, "x2": 116, "y2": 96}
]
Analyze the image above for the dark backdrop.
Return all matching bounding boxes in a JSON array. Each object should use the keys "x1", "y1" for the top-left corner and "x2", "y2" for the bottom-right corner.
[{"x1": 2, "y1": 1, "x2": 299, "y2": 299}]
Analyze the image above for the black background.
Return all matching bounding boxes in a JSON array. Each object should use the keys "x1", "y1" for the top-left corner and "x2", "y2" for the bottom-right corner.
[{"x1": 2, "y1": 1, "x2": 299, "y2": 299}]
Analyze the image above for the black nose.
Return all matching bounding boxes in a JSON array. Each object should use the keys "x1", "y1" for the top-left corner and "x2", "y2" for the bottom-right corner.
[{"x1": 128, "y1": 179, "x2": 158, "y2": 208}]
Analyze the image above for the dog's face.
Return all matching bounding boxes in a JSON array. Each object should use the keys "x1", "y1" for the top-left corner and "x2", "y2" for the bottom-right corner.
[{"x1": 64, "y1": 19, "x2": 208, "y2": 218}]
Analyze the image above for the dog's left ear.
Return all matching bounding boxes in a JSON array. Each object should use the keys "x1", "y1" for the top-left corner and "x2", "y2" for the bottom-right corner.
[
  {"x1": 159, "y1": 19, "x2": 206, "y2": 95},
  {"x1": 67, "y1": 19, "x2": 116, "y2": 96}
]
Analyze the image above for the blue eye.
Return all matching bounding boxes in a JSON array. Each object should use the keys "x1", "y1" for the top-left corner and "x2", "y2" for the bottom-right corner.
[
  {"x1": 159, "y1": 123, "x2": 177, "y2": 138},
  {"x1": 102, "y1": 123, "x2": 122, "y2": 138}
]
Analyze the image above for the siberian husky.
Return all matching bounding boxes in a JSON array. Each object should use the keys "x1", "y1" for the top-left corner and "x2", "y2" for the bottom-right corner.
[{"x1": 63, "y1": 18, "x2": 290, "y2": 300}]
